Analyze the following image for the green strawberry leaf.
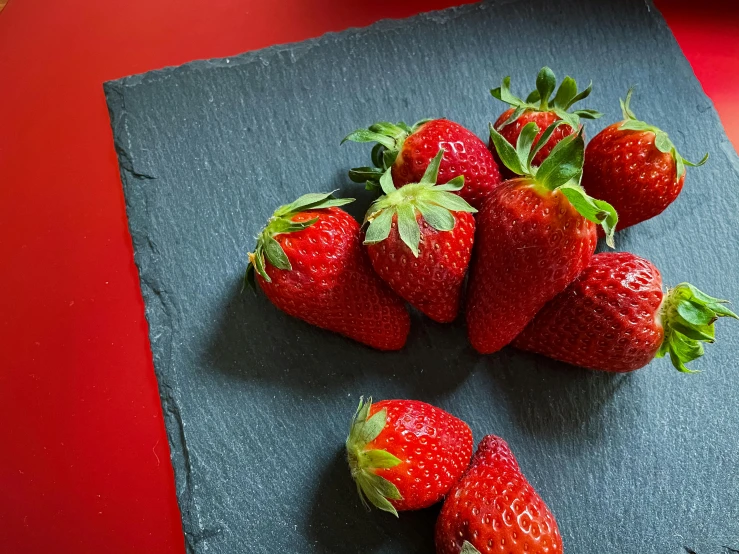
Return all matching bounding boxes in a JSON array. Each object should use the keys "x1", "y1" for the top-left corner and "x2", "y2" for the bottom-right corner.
[
  {"x1": 263, "y1": 236, "x2": 291, "y2": 271},
  {"x1": 461, "y1": 542, "x2": 482, "y2": 554},
  {"x1": 489, "y1": 123, "x2": 525, "y2": 175},
  {"x1": 416, "y1": 201, "x2": 455, "y2": 231},
  {"x1": 361, "y1": 449, "x2": 402, "y2": 469},
  {"x1": 349, "y1": 167, "x2": 384, "y2": 184},
  {"x1": 557, "y1": 181, "x2": 618, "y2": 247},
  {"x1": 535, "y1": 66, "x2": 556, "y2": 111},
  {"x1": 341, "y1": 128, "x2": 396, "y2": 149},
  {"x1": 566, "y1": 81, "x2": 594, "y2": 109},
  {"x1": 364, "y1": 208, "x2": 395, "y2": 244},
  {"x1": 527, "y1": 120, "x2": 565, "y2": 168},
  {"x1": 535, "y1": 131, "x2": 585, "y2": 191},
  {"x1": 515, "y1": 122, "x2": 540, "y2": 173},
  {"x1": 379, "y1": 168, "x2": 397, "y2": 196},
  {"x1": 420, "y1": 150, "x2": 444, "y2": 185},
  {"x1": 490, "y1": 75, "x2": 525, "y2": 107},
  {"x1": 396, "y1": 203, "x2": 421, "y2": 257},
  {"x1": 552, "y1": 75, "x2": 577, "y2": 110}
]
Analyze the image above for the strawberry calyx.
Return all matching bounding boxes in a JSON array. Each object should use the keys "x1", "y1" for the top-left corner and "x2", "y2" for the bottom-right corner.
[
  {"x1": 657, "y1": 283, "x2": 737, "y2": 373},
  {"x1": 342, "y1": 119, "x2": 432, "y2": 190},
  {"x1": 618, "y1": 87, "x2": 709, "y2": 181},
  {"x1": 489, "y1": 121, "x2": 619, "y2": 246},
  {"x1": 491, "y1": 66, "x2": 602, "y2": 131},
  {"x1": 363, "y1": 149, "x2": 477, "y2": 256},
  {"x1": 244, "y1": 191, "x2": 354, "y2": 290},
  {"x1": 346, "y1": 397, "x2": 403, "y2": 517},
  {"x1": 460, "y1": 542, "x2": 482, "y2": 554}
]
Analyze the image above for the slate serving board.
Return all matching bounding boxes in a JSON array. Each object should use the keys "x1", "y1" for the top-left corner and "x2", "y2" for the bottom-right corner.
[{"x1": 104, "y1": 1, "x2": 739, "y2": 552}]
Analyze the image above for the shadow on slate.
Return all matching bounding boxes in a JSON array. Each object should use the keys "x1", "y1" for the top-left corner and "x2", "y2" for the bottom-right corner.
[{"x1": 104, "y1": 0, "x2": 739, "y2": 553}]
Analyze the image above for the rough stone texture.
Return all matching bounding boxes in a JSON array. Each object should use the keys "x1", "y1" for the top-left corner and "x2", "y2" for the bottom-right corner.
[{"x1": 104, "y1": 1, "x2": 739, "y2": 553}]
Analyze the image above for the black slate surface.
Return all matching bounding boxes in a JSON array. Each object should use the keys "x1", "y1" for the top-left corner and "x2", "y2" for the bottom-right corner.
[{"x1": 104, "y1": 1, "x2": 739, "y2": 553}]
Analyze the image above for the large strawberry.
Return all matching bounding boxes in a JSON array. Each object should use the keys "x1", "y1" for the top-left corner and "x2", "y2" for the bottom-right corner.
[
  {"x1": 436, "y1": 435, "x2": 563, "y2": 554},
  {"x1": 465, "y1": 122, "x2": 617, "y2": 354},
  {"x1": 343, "y1": 118, "x2": 502, "y2": 209},
  {"x1": 363, "y1": 150, "x2": 477, "y2": 323},
  {"x1": 345, "y1": 397, "x2": 473, "y2": 515},
  {"x1": 514, "y1": 252, "x2": 736, "y2": 373},
  {"x1": 581, "y1": 88, "x2": 708, "y2": 231},
  {"x1": 490, "y1": 66, "x2": 602, "y2": 173},
  {"x1": 246, "y1": 192, "x2": 410, "y2": 351}
]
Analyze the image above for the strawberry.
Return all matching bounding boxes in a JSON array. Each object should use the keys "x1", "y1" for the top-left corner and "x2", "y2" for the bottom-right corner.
[
  {"x1": 363, "y1": 150, "x2": 477, "y2": 323},
  {"x1": 435, "y1": 435, "x2": 563, "y2": 554},
  {"x1": 246, "y1": 192, "x2": 410, "y2": 351},
  {"x1": 490, "y1": 67, "x2": 602, "y2": 174},
  {"x1": 465, "y1": 122, "x2": 617, "y2": 354},
  {"x1": 514, "y1": 252, "x2": 736, "y2": 373},
  {"x1": 581, "y1": 88, "x2": 708, "y2": 231},
  {"x1": 343, "y1": 118, "x2": 502, "y2": 209},
  {"x1": 345, "y1": 397, "x2": 473, "y2": 515}
]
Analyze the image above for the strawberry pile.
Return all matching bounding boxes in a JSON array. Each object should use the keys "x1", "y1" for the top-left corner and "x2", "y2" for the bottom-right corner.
[
  {"x1": 245, "y1": 67, "x2": 737, "y2": 554},
  {"x1": 248, "y1": 66, "x2": 734, "y2": 375},
  {"x1": 345, "y1": 397, "x2": 562, "y2": 554}
]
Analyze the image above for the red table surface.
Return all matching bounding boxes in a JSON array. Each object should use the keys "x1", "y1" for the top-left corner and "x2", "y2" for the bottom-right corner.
[{"x1": 1, "y1": 1, "x2": 737, "y2": 552}]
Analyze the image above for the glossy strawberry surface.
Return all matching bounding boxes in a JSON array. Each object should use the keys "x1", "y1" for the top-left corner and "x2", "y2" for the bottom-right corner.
[
  {"x1": 436, "y1": 435, "x2": 563, "y2": 554},
  {"x1": 367, "y1": 212, "x2": 475, "y2": 323},
  {"x1": 392, "y1": 119, "x2": 502, "y2": 209},
  {"x1": 256, "y1": 207, "x2": 410, "y2": 350},
  {"x1": 514, "y1": 252, "x2": 665, "y2": 372},
  {"x1": 582, "y1": 122, "x2": 684, "y2": 230},
  {"x1": 466, "y1": 179, "x2": 597, "y2": 354},
  {"x1": 366, "y1": 400, "x2": 474, "y2": 511}
]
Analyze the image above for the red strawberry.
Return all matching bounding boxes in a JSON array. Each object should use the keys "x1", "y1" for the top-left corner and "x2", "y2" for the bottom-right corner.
[
  {"x1": 435, "y1": 435, "x2": 563, "y2": 554},
  {"x1": 246, "y1": 192, "x2": 410, "y2": 350},
  {"x1": 581, "y1": 88, "x2": 708, "y2": 231},
  {"x1": 490, "y1": 67, "x2": 602, "y2": 174},
  {"x1": 514, "y1": 252, "x2": 736, "y2": 373},
  {"x1": 363, "y1": 150, "x2": 477, "y2": 323},
  {"x1": 343, "y1": 118, "x2": 502, "y2": 209},
  {"x1": 465, "y1": 123, "x2": 617, "y2": 354},
  {"x1": 345, "y1": 397, "x2": 473, "y2": 515}
]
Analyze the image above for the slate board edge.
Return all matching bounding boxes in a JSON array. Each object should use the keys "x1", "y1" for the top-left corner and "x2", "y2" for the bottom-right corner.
[{"x1": 101, "y1": 0, "x2": 739, "y2": 551}]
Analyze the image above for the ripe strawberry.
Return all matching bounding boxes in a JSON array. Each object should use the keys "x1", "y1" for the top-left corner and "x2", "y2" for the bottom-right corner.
[
  {"x1": 363, "y1": 150, "x2": 477, "y2": 323},
  {"x1": 345, "y1": 397, "x2": 473, "y2": 515},
  {"x1": 436, "y1": 435, "x2": 563, "y2": 554},
  {"x1": 246, "y1": 192, "x2": 410, "y2": 351},
  {"x1": 490, "y1": 67, "x2": 602, "y2": 173},
  {"x1": 465, "y1": 122, "x2": 617, "y2": 354},
  {"x1": 343, "y1": 118, "x2": 502, "y2": 209},
  {"x1": 581, "y1": 88, "x2": 708, "y2": 231},
  {"x1": 514, "y1": 252, "x2": 736, "y2": 373}
]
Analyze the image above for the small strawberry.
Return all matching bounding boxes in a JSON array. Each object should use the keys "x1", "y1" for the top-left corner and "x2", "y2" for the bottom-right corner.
[
  {"x1": 514, "y1": 252, "x2": 736, "y2": 373},
  {"x1": 343, "y1": 118, "x2": 502, "y2": 209},
  {"x1": 490, "y1": 67, "x2": 602, "y2": 174},
  {"x1": 435, "y1": 435, "x2": 563, "y2": 554},
  {"x1": 465, "y1": 122, "x2": 617, "y2": 354},
  {"x1": 581, "y1": 88, "x2": 708, "y2": 231},
  {"x1": 363, "y1": 150, "x2": 477, "y2": 323},
  {"x1": 246, "y1": 192, "x2": 410, "y2": 351},
  {"x1": 345, "y1": 397, "x2": 473, "y2": 515}
]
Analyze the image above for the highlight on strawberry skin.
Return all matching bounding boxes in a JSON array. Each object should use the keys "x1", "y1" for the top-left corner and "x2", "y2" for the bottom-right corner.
[
  {"x1": 514, "y1": 252, "x2": 737, "y2": 373},
  {"x1": 343, "y1": 118, "x2": 502, "y2": 210}
]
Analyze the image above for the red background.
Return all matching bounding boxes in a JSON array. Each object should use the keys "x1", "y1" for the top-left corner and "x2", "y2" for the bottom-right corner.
[{"x1": 1, "y1": 1, "x2": 737, "y2": 552}]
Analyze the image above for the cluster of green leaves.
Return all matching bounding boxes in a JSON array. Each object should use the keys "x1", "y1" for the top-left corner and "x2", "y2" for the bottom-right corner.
[
  {"x1": 618, "y1": 87, "x2": 708, "y2": 181},
  {"x1": 245, "y1": 192, "x2": 353, "y2": 289},
  {"x1": 363, "y1": 150, "x2": 477, "y2": 256},
  {"x1": 345, "y1": 397, "x2": 404, "y2": 516},
  {"x1": 658, "y1": 283, "x2": 737, "y2": 373},
  {"x1": 489, "y1": 121, "x2": 618, "y2": 246},
  {"x1": 491, "y1": 66, "x2": 602, "y2": 130},
  {"x1": 342, "y1": 119, "x2": 430, "y2": 190}
]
